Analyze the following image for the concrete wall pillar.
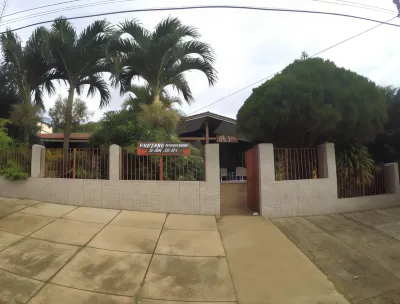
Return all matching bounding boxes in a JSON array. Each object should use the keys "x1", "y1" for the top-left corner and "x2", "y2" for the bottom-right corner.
[
  {"x1": 384, "y1": 163, "x2": 400, "y2": 194},
  {"x1": 31, "y1": 145, "x2": 45, "y2": 178},
  {"x1": 258, "y1": 144, "x2": 275, "y2": 217},
  {"x1": 109, "y1": 144, "x2": 120, "y2": 180},
  {"x1": 258, "y1": 144, "x2": 275, "y2": 184},
  {"x1": 317, "y1": 143, "x2": 336, "y2": 180},
  {"x1": 200, "y1": 143, "x2": 220, "y2": 216},
  {"x1": 205, "y1": 143, "x2": 220, "y2": 183}
]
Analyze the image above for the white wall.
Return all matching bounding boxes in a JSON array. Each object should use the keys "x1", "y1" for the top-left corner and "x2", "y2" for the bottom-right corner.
[
  {"x1": 259, "y1": 143, "x2": 400, "y2": 218},
  {"x1": 0, "y1": 144, "x2": 221, "y2": 216}
]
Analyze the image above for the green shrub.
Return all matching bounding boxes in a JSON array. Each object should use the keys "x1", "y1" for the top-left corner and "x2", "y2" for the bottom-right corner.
[{"x1": 0, "y1": 166, "x2": 29, "y2": 181}]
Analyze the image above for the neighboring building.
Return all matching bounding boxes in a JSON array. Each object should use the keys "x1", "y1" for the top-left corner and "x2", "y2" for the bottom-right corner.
[
  {"x1": 36, "y1": 112, "x2": 254, "y2": 169},
  {"x1": 177, "y1": 111, "x2": 253, "y2": 175},
  {"x1": 37, "y1": 133, "x2": 92, "y2": 148},
  {"x1": 37, "y1": 117, "x2": 53, "y2": 134}
]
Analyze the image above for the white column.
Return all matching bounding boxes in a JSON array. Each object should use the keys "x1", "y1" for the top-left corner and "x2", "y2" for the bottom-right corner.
[
  {"x1": 109, "y1": 144, "x2": 120, "y2": 180},
  {"x1": 31, "y1": 145, "x2": 45, "y2": 178},
  {"x1": 317, "y1": 142, "x2": 336, "y2": 180},
  {"x1": 384, "y1": 163, "x2": 400, "y2": 194}
]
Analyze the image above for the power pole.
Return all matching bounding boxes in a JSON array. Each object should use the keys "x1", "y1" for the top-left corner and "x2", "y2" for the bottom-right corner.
[{"x1": 394, "y1": 0, "x2": 400, "y2": 15}]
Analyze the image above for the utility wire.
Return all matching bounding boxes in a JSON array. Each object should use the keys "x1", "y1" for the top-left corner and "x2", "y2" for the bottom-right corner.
[
  {"x1": 3, "y1": 0, "x2": 394, "y2": 27},
  {"x1": 0, "y1": 0, "x2": 135, "y2": 26},
  {"x1": 311, "y1": 0, "x2": 396, "y2": 14},
  {"x1": 333, "y1": 0, "x2": 397, "y2": 13},
  {"x1": 2, "y1": 5, "x2": 400, "y2": 34},
  {"x1": 188, "y1": 15, "x2": 399, "y2": 115},
  {"x1": 3, "y1": 0, "x2": 83, "y2": 18}
]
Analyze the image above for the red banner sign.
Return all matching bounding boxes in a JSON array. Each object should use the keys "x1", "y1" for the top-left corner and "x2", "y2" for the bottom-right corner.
[
  {"x1": 216, "y1": 135, "x2": 238, "y2": 143},
  {"x1": 137, "y1": 142, "x2": 190, "y2": 156}
]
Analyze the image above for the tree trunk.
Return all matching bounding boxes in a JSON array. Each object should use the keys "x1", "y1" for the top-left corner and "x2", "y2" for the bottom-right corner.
[
  {"x1": 23, "y1": 125, "x2": 30, "y2": 143},
  {"x1": 63, "y1": 86, "x2": 75, "y2": 151},
  {"x1": 23, "y1": 94, "x2": 32, "y2": 144},
  {"x1": 153, "y1": 93, "x2": 161, "y2": 104}
]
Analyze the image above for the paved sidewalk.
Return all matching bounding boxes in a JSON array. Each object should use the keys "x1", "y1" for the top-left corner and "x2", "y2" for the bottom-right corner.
[
  {"x1": 218, "y1": 215, "x2": 349, "y2": 304},
  {"x1": 273, "y1": 208, "x2": 400, "y2": 303},
  {"x1": 0, "y1": 198, "x2": 236, "y2": 303}
]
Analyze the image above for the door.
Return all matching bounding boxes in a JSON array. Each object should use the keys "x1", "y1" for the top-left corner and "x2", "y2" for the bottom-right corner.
[{"x1": 246, "y1": 146, "x2": 260, "y2": 213}]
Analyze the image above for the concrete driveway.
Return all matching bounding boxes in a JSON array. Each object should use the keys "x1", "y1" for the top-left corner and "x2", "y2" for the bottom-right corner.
[
  {"x1": 273, "y1": 208, "x2": 400, "y2": 303},
  {"x1": 0, "y1": 197, "x2": 236, "y2": 304}
]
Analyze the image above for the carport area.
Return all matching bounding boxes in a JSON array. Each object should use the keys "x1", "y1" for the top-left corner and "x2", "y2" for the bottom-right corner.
[
  {"x1": 0, "y1": 197, "x2": 236, "y2": 303},
  {"x1": 273, "y1": 208, "x2": 400, "y2": 303}
]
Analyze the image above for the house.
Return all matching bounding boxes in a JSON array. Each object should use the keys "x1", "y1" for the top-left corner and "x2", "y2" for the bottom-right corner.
[
  {"x1": 37, "y1": 117, "x2": 53, "y2": 134},
  {"x1": 36, "y1": 133, "x2": 92, "y2": 149}
]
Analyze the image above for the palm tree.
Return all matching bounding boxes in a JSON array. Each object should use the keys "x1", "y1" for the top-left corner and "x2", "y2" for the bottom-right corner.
[
  {"x1": 121, "y1": 84, "x2": 182, "y2": 112},
  {"x1": 0, "y1": 28, "x2": 56, "y2": 142},
  {"x1": 108, "y1": 17, "x2": 217, "y2": 105},
  {"x1": 121, "y1": 84, "x2": 184, "y2": 133},
  {"x1": 43, "y1": 18, "x2": 112, "y2": 149}
]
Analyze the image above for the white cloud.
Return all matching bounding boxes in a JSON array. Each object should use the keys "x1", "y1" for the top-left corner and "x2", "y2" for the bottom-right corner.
[{"x1": 3, "y1": 0, "x2": 400, "y2": 120}]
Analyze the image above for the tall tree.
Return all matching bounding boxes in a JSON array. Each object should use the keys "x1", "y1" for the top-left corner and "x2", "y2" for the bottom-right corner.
[
  {"x1": 369, "y1": 86, "x2": 400, "y2": 163},
  {"x1": 48, "y1": 95, "x2": 94, "y2": 132},
  {"x1": 0, "y1": 28, "x2": 56, "y2": 142},
  {"x1": 237, "y1": 56, "x2": 387, "y2": 148},
  {"x1": 108, "y1": 17, "x2": 217, "y2": 105},
  {"x1": 122, "y1": 84, "x2": 184, "y2": 133},
  {"x1": 43, "y1": 18, "x2": 112, "y2": 149}
]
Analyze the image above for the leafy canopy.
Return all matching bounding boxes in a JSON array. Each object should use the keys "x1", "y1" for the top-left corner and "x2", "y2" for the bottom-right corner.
[
  {"x1": 237, "y1": 56, "x2": 387, "y2": 147},
  {"x1": 0, "y1": 119, "x2": 12, "y2": 151},
  {"x1": 0, "y1": 28, "x2": 56, "y2": 142},
  {"x1": 43, "y1": 17, "x2": 112, "y2": 149},
  {"x1": 48, "y1": 95, "x2": 94, "y2": 131},
  {"x1": 89, "y1": 109, "x2": 173, "y2": 148},
  {"x1": 108, "y1": 17, "x2": 217, "y2": 104},
  {"x1": 368, "y1": 86, "x2": 400, "y2": 163}
]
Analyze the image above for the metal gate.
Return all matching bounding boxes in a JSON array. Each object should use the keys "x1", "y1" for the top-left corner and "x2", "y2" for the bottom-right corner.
[{"x1": 246, "y1": 145, "x2": 260, "y2": 213}]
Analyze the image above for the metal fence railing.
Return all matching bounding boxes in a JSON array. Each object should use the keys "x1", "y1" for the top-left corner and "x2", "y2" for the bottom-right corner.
[
  {"x1": 337, "y1": 166, "x2": 386, "y2": 198},
  {"x1": 0, "y1": 147, "x2": 31, "y2": 175},
  {"x1": 45, "y1": 148, "x2": 109, "y2": 179},
  {"x1": 120, "y1": 148, "x2": 204, "y2": 181},
  {"x1": 274, "y1": 148, "x2": 318, "y2": 181}
]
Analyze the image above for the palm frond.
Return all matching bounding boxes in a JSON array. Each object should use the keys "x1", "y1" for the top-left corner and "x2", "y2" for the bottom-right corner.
[
  {"x1": 161, "y1": 90, "x2": 183, "y2": 106},
  {"x1": 168, "y1": 57, "x2": 217, "y2": 86},
  {"x1": 77, "y1": 19, "x2": 113, "y2": 49},
  {"x1": 117, "y1": 19, "x2": 149, "y2": 48},
  {"x1": 50, "y1": 17, "x2": 77, "y2": 47},
  {"x1": 79, "y1": 75, "x2": 111, "y2": 108},
  {"x1": 177, "y1": 40, "x2": 216, "y2": 64},
  {"x1": 33, "y1": 86, "x2": 45, "y2": 110},
  {"x1": 153, "y1": 17, "x2": 199, "y2": 40},
  {"x1": 167, "y1": 74, "x2": 193, "y2": 104}
]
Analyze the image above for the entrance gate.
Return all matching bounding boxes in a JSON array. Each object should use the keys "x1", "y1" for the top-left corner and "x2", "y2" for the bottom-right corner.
[{"x1": 245, "y1": 145, "x2": 260, "y2": 213}]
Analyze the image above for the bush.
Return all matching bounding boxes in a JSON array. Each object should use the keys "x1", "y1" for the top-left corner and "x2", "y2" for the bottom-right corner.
[{"x1": 0, "y1": 166, "x2": 29, "y2": 181}]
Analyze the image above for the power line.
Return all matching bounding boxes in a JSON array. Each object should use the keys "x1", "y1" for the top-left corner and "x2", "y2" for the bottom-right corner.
[
  {"x1": 3, "y1": 0, "x2": 83, "y2": 18},
  {"x1": 2, "y1": 5, "x2": 400, "y2": 34},
  {"x1": 188, "y1": 15, "x2": 398, "y2": 115},
  {"x1": 333, "y1": 0, "x2": 397, "y2": 13},
  {"x1": 0, "y1": 0, "x2": 135, "y2": 26},
  {"x1": 311, "y1": 0, "x2": 396, "y2": 14},
  {"x1": 5, "y1": 0, "x2": 393, "y2": 28}
]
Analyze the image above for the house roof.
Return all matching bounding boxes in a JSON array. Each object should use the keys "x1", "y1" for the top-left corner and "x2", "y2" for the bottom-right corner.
[
  {"x1": 37, "y1": 133, "x2": 91, "y2": 142},
  {"x1": 178, "y1": 111, "x2": 250, "y2": 142},
  {"x1": 184, "y1": 111, "x2": 236, "y2": 124}
]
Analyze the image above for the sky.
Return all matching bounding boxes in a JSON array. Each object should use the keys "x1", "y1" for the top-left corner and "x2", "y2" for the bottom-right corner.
[{"x1": 2, "y1": 0, "x2": 400, "y2": 121}]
